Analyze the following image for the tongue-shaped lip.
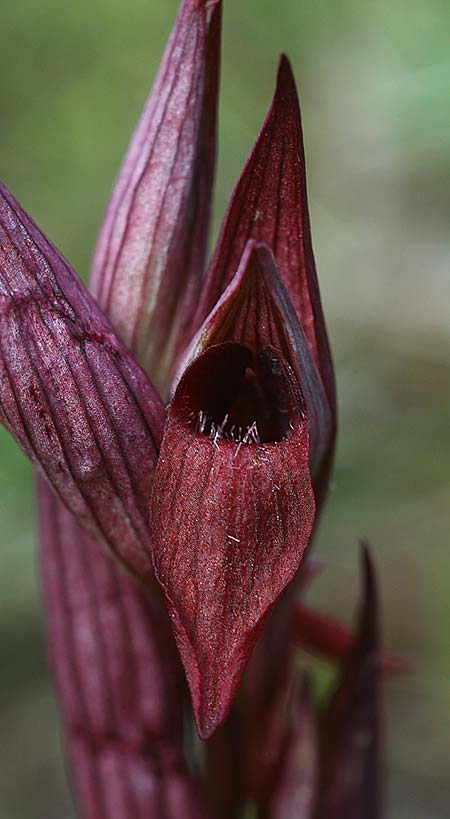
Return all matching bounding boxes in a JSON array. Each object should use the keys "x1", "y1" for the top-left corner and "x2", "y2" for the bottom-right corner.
[{"x1": 150, "y1": 241, "x2": 330, "y2": 738}]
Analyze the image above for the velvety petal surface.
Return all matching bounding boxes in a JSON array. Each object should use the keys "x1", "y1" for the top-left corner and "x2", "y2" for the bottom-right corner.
[
  {"x1": 0, "y1": 181, "x2": 164, "y2": 580},
  {"x1": 151, "y1": 243, "x2": 320, "y2": 738},
  {"x1": 195, "y1": 55, "x2": 335, "y2": 413},
  {"x1": 315, "y1": 545, "x2": 382, "y2": 819},
  {"x1": 38, "y1": 478, "x2": 210, "y2": 819},
  {"x1": 91, "y1": 0, "x2": 221, "y2": 396}
]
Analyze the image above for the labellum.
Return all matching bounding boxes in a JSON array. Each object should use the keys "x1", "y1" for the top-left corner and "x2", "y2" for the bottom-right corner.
[{"x1": 150, "y1": 241, "x2": 329, "y2": 738}]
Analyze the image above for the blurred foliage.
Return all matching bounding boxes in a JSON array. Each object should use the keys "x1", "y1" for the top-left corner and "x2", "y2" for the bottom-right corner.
[{"x1": 0, "y1": 1, "x2": 449, "y2": 817}]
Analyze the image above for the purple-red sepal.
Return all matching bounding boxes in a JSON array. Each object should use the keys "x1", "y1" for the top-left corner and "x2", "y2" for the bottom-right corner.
[
  {"x1": 91, "y1": 0, "x2": 222, "y2": 396},
  {"x1": 0, "y1": 181, "x2": 164, "y2": 580}
]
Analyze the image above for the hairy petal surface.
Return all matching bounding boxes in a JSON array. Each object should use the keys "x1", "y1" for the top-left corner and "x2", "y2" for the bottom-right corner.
[
  {"x1": 0, "y1": 181, "x2": 164, "y2": 580},
  {"x1": 151, "y1": 346, "x2": 314, "y2": 739},
  {"x1": 196, "y1": 55, "x2": 335, "y2": 413},
  {"x1": 315, "y1": 545, "x2": 382, "y2": 819},
  {"x1": 38, "y1": 479, "x2": 210, "y2": 819},
  {"x1": 91, "y1": 0, "x2": 221, "y2": 395},
  {"x1": 151, "y1": 243, "x2": 322, "y2": 738}
]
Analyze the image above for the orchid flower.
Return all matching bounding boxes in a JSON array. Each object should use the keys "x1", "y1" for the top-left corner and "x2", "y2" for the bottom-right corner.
[{"x1": 0, "y1": 1, "x2": 389, "y2": 816}]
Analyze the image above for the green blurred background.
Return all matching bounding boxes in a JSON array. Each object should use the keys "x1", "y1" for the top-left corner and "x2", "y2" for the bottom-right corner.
[{"x1": 0, "y1": 1, "x2": 449, "y2": 816}]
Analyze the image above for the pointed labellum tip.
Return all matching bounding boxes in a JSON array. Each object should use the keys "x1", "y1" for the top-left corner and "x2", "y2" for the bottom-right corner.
[{"x1": 151, "y1": 291, "x2": 316, "y2": 737}]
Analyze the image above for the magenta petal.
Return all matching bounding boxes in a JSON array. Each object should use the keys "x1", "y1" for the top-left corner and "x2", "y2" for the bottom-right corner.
[
  {"x1": 91, "y1": 0, "x2": 221, "y2": 395},
  {"x1": 38, "y1": 478, "x2": 211, "y2": 819},
  {"x1": 316, "y1": 545, "x2": 382, "y2": 819},
  {"x1": 0, "y1": 181, "x2": 164, "y2": 580},
  {"x1": 196, "y1": 55, "x2": 335, "y2": 412}
]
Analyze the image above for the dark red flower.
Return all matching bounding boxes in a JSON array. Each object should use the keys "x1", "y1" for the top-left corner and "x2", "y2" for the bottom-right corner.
[
  {"x1": 0, "y1": 1, "x2": 394, "y2": 817},
  {"x1": 150, "y1": 239, "x2": 330, "y2": 737}
]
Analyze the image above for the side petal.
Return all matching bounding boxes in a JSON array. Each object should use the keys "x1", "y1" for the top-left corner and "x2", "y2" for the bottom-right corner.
[
  {"x1": 38, "y1": 478, "x2": 211, "y2": 819},
  {"x1": 315, "y1": 544, "x2": 383, "y2": 819},
  {"x1": 0, "y1": 181, "x2": 164, "y2": 580},
  {"x1": 196, "y1": 55, "x2": 335, "y2": 412},
  {"x1": 91, "y1": 0, "x2": 221, "y2": 396}
]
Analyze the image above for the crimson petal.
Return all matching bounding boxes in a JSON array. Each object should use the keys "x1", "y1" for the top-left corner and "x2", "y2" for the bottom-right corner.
[
  {"x1": 195, "y1": 55, "x2": 335, "y2": 413},
  {"x1": 151, "y1": 242, "x2": 321, "y2": 738},
  {"x1": 0, "y1": 181, "x2": 164, "y2": 580},
  {"x1": 91, "y1": 0, "x2": 221, "y2": 396},
  {"x1": 315, "y1": 544, "x2": 382, "y2": 819}
]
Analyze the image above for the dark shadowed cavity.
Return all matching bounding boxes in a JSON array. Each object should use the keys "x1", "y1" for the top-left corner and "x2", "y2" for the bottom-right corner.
[{"x1": 175, "y1": 342, "x2": 301, "y2": 444}]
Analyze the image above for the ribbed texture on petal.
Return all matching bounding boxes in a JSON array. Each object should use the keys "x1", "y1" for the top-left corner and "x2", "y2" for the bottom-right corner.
[
  {"x1": 315, "y1": 545, "x2": 382, "y2": 819},
  {"x1": 151, "y1": 242, "x2": 321, "y2": 738},
  {"x1": 151, "y1": 348, "x2": 314, "y2": 739},
  {"x1": 0, "y1": 181, "x2": 164, "y2": 580},
  {"x1": 38, "y1": 479, "x2": 210, "y2": 819},
  {"x1": 91, "y1": 0, "x2": 221, "y2": 396},
  {"x1": 196, "y1": 55, "x2": 335, "y2": 413}
]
